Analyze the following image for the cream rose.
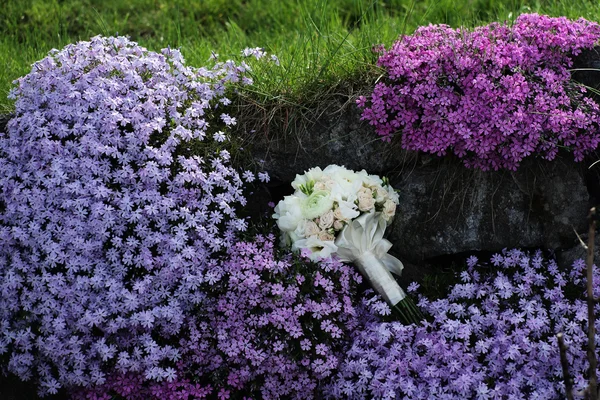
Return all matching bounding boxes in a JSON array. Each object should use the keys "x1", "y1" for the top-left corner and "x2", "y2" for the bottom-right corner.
[
  {"x1": 357, "y1": 187, "x2": 375, "y2": 212},
  {"x1": 318, "y1": 210, "x2": 335, "y2": 229},
  {"x1": 382, "y1": 199, "x2": 397, "y2": 222},
  {"x1": 333, "y1": 207, "x2": 347, "y2": 221},
  {"x1": 304, "y1": 220, "x2": 320, "y2": 237},
  {"x1": 318, "y1": 230, "x2": 335, "y2": 242},
  {"x1": 314, "y1": 177, "x2": 335, "y2": 191},
  {"x1": 333, "y1": 220, "x2": 344, "y2": 231}
]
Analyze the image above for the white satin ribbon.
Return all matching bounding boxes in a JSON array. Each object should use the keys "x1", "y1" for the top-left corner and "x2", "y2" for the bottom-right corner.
[{"x1": 335, "y1": 211, "x2": 406, "y2": 305}]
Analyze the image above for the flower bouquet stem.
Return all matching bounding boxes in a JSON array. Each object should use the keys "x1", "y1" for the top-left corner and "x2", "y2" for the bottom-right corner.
[
  {"x1": 353, "y1": 250, "x2": 423, "y2": 325},
  {"x1": 391, "y1": 295, "x2": 424, "y2": 325}
]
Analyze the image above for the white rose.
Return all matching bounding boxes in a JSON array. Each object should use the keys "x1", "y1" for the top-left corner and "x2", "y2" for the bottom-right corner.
[
  {"x1": 302, "y1": 190, "x2": 334, "y2": 220},
  {"x1": 357, "y1": 187, "x2": 375, "y2": 212},
  {"x1": 318, "y1": 210, "x2": 335, "y2": 229},
  {"x1": 273, "y1": 195, "x2": 304, "y2": 232},
  {"x1": 304, "y1": 220, "x2": 320, "y2": 237},
  {"x1": 382, "y1": 199, "x2": 397, "y2": 222}
]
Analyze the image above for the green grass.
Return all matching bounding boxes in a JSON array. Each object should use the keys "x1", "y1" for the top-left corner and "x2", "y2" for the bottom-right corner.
[{"x1": 1, "y1": 0, "x2": 600, "y2": 115}]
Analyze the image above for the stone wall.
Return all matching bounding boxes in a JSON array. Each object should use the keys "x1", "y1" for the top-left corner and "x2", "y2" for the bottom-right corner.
[
  {"x1": 3, "y1": 48, "x2": 600, "y2": 271},
  {"x1": 248, "y1": 47, "x2": 600, "y2": 267},
  {"x1": 250, "y1": 102, "x2": 593, "y2": 265}
]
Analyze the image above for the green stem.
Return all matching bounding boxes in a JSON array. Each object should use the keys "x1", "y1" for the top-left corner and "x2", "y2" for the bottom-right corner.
[{"x1": 392, "y1": 296, "x2": 424, "y2": 325}]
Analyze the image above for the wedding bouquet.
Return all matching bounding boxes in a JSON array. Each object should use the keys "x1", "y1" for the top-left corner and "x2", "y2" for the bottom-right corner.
[{"x1": 273, "y1": 165, "x2": 422, "y2": 324}]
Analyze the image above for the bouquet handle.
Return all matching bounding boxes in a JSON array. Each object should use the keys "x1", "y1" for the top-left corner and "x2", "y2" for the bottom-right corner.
[
  {"x1": 355, "y1": 251, "x2": 406, "y2": 305},
  {"x1": 336, "y1": 212, "x2": 423, "y2": 324}
]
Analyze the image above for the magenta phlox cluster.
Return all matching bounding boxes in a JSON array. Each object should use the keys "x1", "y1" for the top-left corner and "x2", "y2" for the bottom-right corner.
[
  {"x1": 71, "y1": 371, "x2": 214, "y2": 400},
  {"x1": 194, "y1": 237, "x2": 361, "y2": 399},
  {"x1": 74, "y1": 234, "x2": 363, "y2": 399},
  {"x1": 325, "y1": 249, "x2": 600, "y2": 399},
  {"x1": 358, "y1": 14, "x2": 600, "y2": 170},
  {"x1": 0, "y1": 36, "x2": 259, "y2": 395}
]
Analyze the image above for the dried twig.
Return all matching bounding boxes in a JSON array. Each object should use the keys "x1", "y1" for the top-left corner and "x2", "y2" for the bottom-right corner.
[
  {"x1": 557, "y1": 333, "x2": 574, "y2": 400},
  {"x1": 562, "y1": 208, "x2": 600, "y2": 400},
  {"x1": 586, "y1": 207, "x2": 598, "y2": 400},
  {"x1": 574, "y1": 225, "x2": 589, "y2": 250}
]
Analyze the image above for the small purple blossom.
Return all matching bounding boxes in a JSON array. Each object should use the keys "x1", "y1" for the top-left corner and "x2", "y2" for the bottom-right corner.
[
  {"x1": 76, "y1": 234, "x2": 363, "y2": 399},
  {"x1": 242, "y1": 47, "x2": 267, "y2": 60},
  {"x1": 213, "y1": 131, "x2": 227, "y2": 142},
  {"x1": 242, "y1": 170, "x2": 255, "y2": 183},
  {"x1": 258, "y1": 172, "x2": 270, "y2": 183},
  {"x1": 325, "y1": 249, "x2": 600, "y2": 399},
  {"x1": 0, "y1": 35, "x2": 256, "y2": 395}
]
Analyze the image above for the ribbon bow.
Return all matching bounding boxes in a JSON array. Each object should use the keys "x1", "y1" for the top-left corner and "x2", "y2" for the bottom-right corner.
[{"x1": 335, "y1": 211, "x2": 406, "y2": 305}]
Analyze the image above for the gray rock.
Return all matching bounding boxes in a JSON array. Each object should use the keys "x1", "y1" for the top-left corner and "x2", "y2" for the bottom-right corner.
[
  {"x1": 556, "y1": 238, "x2": 589, "y2": 270},
  {"x1": 249, "y1": 91, "x2": 593, "y2": 262},
  {"x1": 248, "y1": 98, "x2": 416, "y2": 183},
  {"x1": 249, "y1": 45, "x2": 600, "y2": 264},
  {"x1": 555, "y1": 217, "x2": 600, "y2": 270},
  {"x1": 387, "y1": 156, "x2": 590, "y2": 262},
  {"x1": 0, "y1": 113, "x2": 11, "y2": 134},
  {"x1": 572, "y1": 46, "x2": 600, "y2": 105}
]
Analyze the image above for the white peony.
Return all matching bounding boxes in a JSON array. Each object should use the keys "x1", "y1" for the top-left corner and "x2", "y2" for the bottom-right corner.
[
  {"x1": 323, "y1": 164, "x2": 356, "y2": 179},
  {"x1": 273, "y1": 194, "x2": 305, "y2": 232},
  {"x1": 326, "y1": 165, "x2": 363, "y2": 194},
  {"x1": 292, "y1": 235, "x2": 338, "y2": 260}
]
